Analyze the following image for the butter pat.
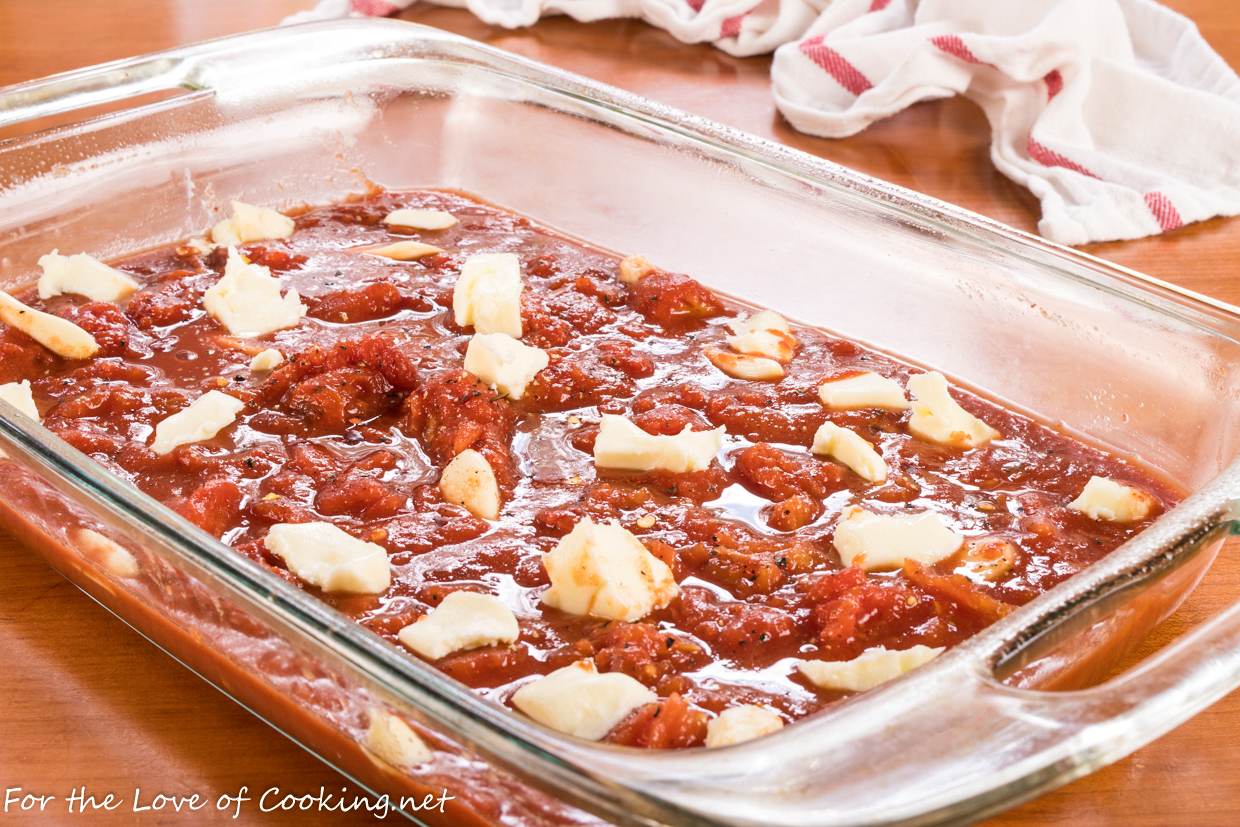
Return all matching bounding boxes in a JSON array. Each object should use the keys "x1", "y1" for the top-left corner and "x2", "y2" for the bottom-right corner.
[
  {"x1": 1068, "y1": 476, "x2": 1155, "y2": 523},
  {"x1": 832, "y1": 506, "x2": 963, "y2": 571},
  {"x1": 365, "y1": 240, "x2": 442, "y2": 261},
  {"x1": 37, "y1": 251, "x2": 139, "y2": 302},
  {"x1": 384, "y1": 208, "x2": 458, "y2": 231},
  {"x1": 210, "y1": 200, "x2": 295, "y2": 246},
  {"x1": 726, "y1": 311, "x2": 797, "y2": 363},
  {"x1": 74, "y1": 528, "x2": 140, "y2": 578},
  {"x1": 798, "y1": 645, "x2": 944, "y2": 692},
  {"x1": 0, "y1": 291, "x2": 99, "y2": 360},
  {"x1": 0, "y1": 380, "x2": 39, "y2": 421},
  {"x1": 812, "y1": 422, "x2": 887, "y2": 483},
  {"x1": 398, "y1": 591, "x2": 519, "y2": 660},
  {"x1": 704, "y1": 347, "x2": 784, "y2": 381},
  {"x1": 464, "y1": 332, "x2": 548, "y2": 400},
  {"x1": 542, "y1": 518, "x2": 678, "y2": 622},
  {"x1": 248, "y1": 348, "x2": 284, "y2": 372},
  {"x1": 150, "y1": 390, "x2": 244, "y2": 455},
  {"x1": 907, "y1": 371, "x2": 999, "y2": 449},
  {"x1": 453, "y1": 253, "x2": 523, "y2": 337},
  {"x1": 618, "y1": 255, "x2": 655, "y2": 284},
  {"x1": 593, "y1": 414, "x2": 724, "y2": 474},
  {"x1": 364, "y1": 709, "x2": 432, "y2": 769},
  {"x1": 439, "y1": 448, "x2": 501, "y2": 520},
  {"x1": 511, "y1": 660, "x2": 655, "y2": 741},
  {"x1": 263, "y1": 521, "x2": 391, "y2": 594},
  {"x1": 818, "y1": 372, "x2": 909, "y2": 411},
  {"x1": 705, "y1": 705, "x2": 784, "y2": 748},
  {"x1": 203, "y1": 248, "x2": 306, "y2": 337}
]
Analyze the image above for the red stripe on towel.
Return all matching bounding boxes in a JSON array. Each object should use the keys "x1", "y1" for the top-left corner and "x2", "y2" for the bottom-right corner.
[
  {"x1": 930, "y1": 34, "x2": 984, "y2": 64},
  {"x1": 350, "y1": 0, "x2": 398, "y2": 14},
  {"x1": 721, "y1": 12, "x2": 746, "y2": 38},
  {"x1": 799, "y1": 37, "x2": 874, "y2": 96},
  {"x1": 1144, "y1": 192, "x2": 1184, "y2": 231},
  {"x1": 1027, "y1": 136, "x2": 1100, "y2": 179},
  {"x1": 1044, "y1": 69, "x2": 1064, "y2": 100}
]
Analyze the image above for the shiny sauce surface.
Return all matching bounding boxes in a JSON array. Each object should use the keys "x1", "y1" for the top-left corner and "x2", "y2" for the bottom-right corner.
[{"x1": 1, "y1": 190, "x2": 1180, "y2": 748}]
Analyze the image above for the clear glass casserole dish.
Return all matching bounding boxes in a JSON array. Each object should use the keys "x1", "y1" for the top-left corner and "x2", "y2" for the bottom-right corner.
[{"x1": 0, "y1": 18, "x2": 1238, "y2": 826}]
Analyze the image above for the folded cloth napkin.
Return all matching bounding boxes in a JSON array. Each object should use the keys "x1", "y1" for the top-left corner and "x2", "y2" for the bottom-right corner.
[{"x1": 290, "y1": 0, "x2": 1240, "y2": 245}]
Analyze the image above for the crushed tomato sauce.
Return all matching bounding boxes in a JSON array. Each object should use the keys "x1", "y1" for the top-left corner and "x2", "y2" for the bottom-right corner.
[{"x1": 1, "y1": 189, "x2": 1180, "y2": 749}]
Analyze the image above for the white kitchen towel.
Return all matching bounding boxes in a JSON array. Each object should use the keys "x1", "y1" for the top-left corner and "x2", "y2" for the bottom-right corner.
[{"x1": 290, "y1": 0, "x2": 1240, "y2": 245}]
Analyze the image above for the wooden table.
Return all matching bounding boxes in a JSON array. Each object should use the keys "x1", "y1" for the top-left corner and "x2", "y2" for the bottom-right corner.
[{"x1": 0, "y1": 1, "x2": 1236, "y2": 824}]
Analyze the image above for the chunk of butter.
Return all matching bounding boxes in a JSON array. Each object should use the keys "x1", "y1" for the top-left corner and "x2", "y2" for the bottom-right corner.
[
  {"x1": 705, "y1": 705, "x2": 784, "y2": 748},
  {"x1": 618, "y1": 254, "x2": 655, "y2": 284},
  {"x1": 511, "y1": 660, "x2": 655, "y2": 741},
  {"x1": 818, "y1": 371, "x2": 909, "y2": 411},
  {"x1": 463, "y1": 332, "x2": 549, "y2": 401},
  {"x1": 542, "y1": 517, "x2": 678, "y2": 622},
  {"x1": 0, "y1": 291, "x2": 99, "y2": 360},
  {"x1": 37, "y1": 251, "x2": 139, "y2": 302},
  {"x1": 832, "y1": 505, "x2": 963, "y2": 570},
  {"x1": 203, "y1": 248, "x2": 306, "y2": 337},
  {"x1": 798, "y1": 645, "x2": 944, "y2": 692},
  {"x1": 593, "y1": 414, "x2": 724, "y2": 474},
  {"x1": 150, "y1": 390, "x2": 244, "y2": 456},
  {"x1": 364, "y1": 709, "x2": 432, "y2": 769},
  {"x1": 364, "y1": 240, "x2": 443, "y2": 261},
  {"x1": 398, "y1": 591, "x2": 519, "y2": 660},
  {"x1": 210, "y1": 200, "x2": 295, "y2": 246},
  {"x1": 74, "y1": 528, "x2": 140, "y2": 578},
  {"x1": 263, "y1": 521, "x2": 391, "y2": 594},
  {"x1": 248, "y1": 348, "x2": 284, "y2": 372},
  {"x1": 383, "y1": 208, "x2": 458, "y2": 231},
  {"x1": 1068, "y1": 476, "x2": 1155, "y2": 523},
  {"x1": 0, "y1": 380, "x2": 39, "y2": 421},
  {"x1": 439, "y1": 448, "x2": 501, "y2": 520},
  {"x1": 453, "y1": 253, "x2": 523, "y2": 337},
  {"x1": 725, "y1": 310, "x2": 797, "y2": 363},
  {"x1": 906, "y1": 371, "x2": 999, "y2": 449},
  {"x1": 812, "y1": 422, "x2": 887, "y2": 483},
  {"x1": 704, "y1": 347, "x2": 784, "y2": 381}
]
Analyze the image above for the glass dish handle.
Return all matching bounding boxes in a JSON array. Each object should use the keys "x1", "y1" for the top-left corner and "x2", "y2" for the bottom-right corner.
[
  {"x1": 0, "y1": 52, "x2": 190, "y2": 130},
  {"x1": 554, "y1": 485, "x2": 1240, "y2": 826}
]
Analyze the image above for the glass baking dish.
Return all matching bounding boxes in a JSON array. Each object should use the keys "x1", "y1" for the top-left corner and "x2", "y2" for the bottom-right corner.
[{"x1": 1, "y1": 19, "x2": 1238, "y2": 826}]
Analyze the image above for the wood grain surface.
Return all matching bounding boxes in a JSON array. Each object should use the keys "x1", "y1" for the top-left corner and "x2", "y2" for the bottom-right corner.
[{"x1": 0, "y1": 1, "x2": 1236, "y2": 824}]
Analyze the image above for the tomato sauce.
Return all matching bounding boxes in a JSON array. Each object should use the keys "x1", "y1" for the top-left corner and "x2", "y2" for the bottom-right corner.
[{"x1": 1, "y1": 189, "x2": 1180, "y2": 748}]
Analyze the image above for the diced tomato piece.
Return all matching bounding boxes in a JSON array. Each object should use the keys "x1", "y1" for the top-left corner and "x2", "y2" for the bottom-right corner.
[
  {"x1": 0, "y1": 328, "x2": 59, "y2": 383},
  {"x1": 61, "y1": 301, "x2": 137, "y2": 358},
  {"x1": 766, "y1": 494, "x2": 819, "y2": 531},
  {"x1": 170, "y1": 477, "x2": 243, "y2": 536},
  {"x1": 402, "y1": 369, "x2": 517, "y2": 488},
  {"x1": 315, "y1": 471, "x2": 407, "y2": 520},
  {"x1": 522, "y1": 290, "x2": 616, "y2": 349},
  {"x1": 901, "y1": 560, "x2": 1015, "y2": 626},
  {"x1": 733, "y1": 443, "x2": 845, "y2": 503},
  {"x1": 525, "y1": 340, "x2": 654, "y2": 412},
  {"x1": 590, "y1": 622, "x2": 706, "y2": 686},
  {"x1": 240, "y1": 245, "x2": 306, "y2": 271},
  {"x1": 630, "y1": 403, "x2": 711, "y2": 436},
  {"x1": 804, "y1": 566, "x2": 933, "y2": 659},
  {"x1": 670, "y1": 588, "x2": 800, "y2": 656},
  {"x1": 700, "y1": 541, "x2": 819, "y2": 598},
  {"x1": 307, "y1": 281, "x2": 429, "y2": 323},
  {"x1": 125, "y1": 272, "x2": 202, "y2": 330},
  {"x1": 628, "y1": 271, "x2": 724, "y2": 329},
  {"x1": 706, "y1": 387, "x2": 828, "y2": 444},
  {"x1": 606, "y1": 693, "x2": 707, "y2": 749}
]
